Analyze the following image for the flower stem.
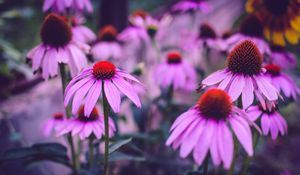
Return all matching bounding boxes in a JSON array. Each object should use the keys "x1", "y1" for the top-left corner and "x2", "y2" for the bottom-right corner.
[
  {"x1": 228, "y1": 137, "x2": 239, "y2": 175},
  {"x1": 102, "y1": 82, "x2": 110, "y2": 175},
  {"x1": 88, "y1": 136, "x2": 94, "y2": 168},
  {"x1": 59, "y1": 64, "x2": 79, "y2": 174},
  {"x1": 203, "y1": 157, "x2": 209, "y2": 175},
  {"x1": 238, "y1": 130, "x2": 259, "y2": 175}
]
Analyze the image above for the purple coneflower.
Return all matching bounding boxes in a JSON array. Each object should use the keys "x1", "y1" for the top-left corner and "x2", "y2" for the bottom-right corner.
[
  {"x1": 247, "y1": 105, "x2": 287, "y2": 140},
  {"x1": 91, "y1": 25, "x2": 122, "y2": 61},
  {"x1": 201, "y1": 40, "x2": 279, "y2": 109},
  {"x1": 225, "y1": 15, "x2": 270, "y2": 55},
  {"x1": 27, "y1": 13, "x2": 88, "y2": 79},
  {"x1": 166, "y1": 89, "x2": 255, "y2": 169},
  {"x1": 57, "y1": 106, "x2": 116, "y2": 140},
  {"x1": 71, "y1": 16, "x2": 96, "y2": 44},
  {"x1": 43, "y1": 0, "x2": 93, "y2": 13},
  {"x1": 42, "y1": 112, "x2": 65, "y2": 137},
  {"x1": 269, "y1": 44, "x2": 297, "y2": 69},
  {"x1": 155, "y1": 51, "x2": 197, "y2": 91},
  {"x1": 264, "y1": 64, "x2": 300, "y2": 100},
  {"x1": 171, "y1": 0, "x2": 210, "y2": 14},
  {"x1": 64, "y1": 61, "x2": 142, "y2": 116}
]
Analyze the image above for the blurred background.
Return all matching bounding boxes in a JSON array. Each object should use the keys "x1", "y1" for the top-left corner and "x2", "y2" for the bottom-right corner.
[{"x1": 0, "y1": 0, "x2": 299, "y2": 175}]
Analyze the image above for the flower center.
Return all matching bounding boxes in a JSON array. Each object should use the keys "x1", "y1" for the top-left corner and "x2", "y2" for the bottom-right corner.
[
  {"x1": 167, "y1": 51, "x2": 182, "y2": 64},
  {"x1": 240, "y1": 15, "x2": 263, "y2": 38},
  {"x1": 147, "y1": 25, "x2": 158, "y2": 38},
  {"x1": 265, "y1": 64, "x2": 281, "y2": 76},
  {"x1": 53, "y1": 112, "x2": 64, "y2": 120},
  {"x1": 222, "y1": 31, "x2": 232, "y2": 39},
  {"x1": 98, "y1": 25, "x2": 117, "y2": 41},
  {"x1": 227, "y1": 40, "x2": 263, "y2": 76},
  {"x1": 199, "y1": 24, "x2": 217, "y2": 39},
  {"x1": 77, "y1": 105, "x2": 99, "y2": 121},
  {"x1": 92, "y1": 61, "x2": 116, "y2": 80},
  {"x1": 40, "y1": 13, "x2": 72, "y2": 48},
  {"x1": 263, "y1": 0, "x2": 290, "y2": 16},
  {"x1": 197, "y1": 89, "x2": 232, "y2": 120},
  {"x1": 132, "y1": 9, "x2": 148, "y2": 19}
]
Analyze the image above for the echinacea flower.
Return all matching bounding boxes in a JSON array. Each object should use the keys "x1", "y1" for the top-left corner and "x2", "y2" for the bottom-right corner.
[
  {"x1": 171, "y1": 0, "x2": 211, "y2": 14},
  {"x1": 166, "y1": 89, "x2": 255, "y2": 169},
  {"x1": 43, "y1": 0, "x2": 93, "y2": 13},
  {"x1": 71, "y1": 16, "x2": 96, "y2": 44},
  {"x1": 91, "y1": 25, "x2": 122, "y2": 61},
  {"x1": 247, "y1": 105, "x2": 287, "y2": 140},
  {"x1": 246, "y1": 0, "x2": 300, "y2": 46},
  {"x1": 27, "y1": 13, "x2": 88, "y2": 79},
  {"x1": 42, "y1": 112, "x2": 65, "y2": 137},
  {"x1": 269, "y1": 44, "x2": 297, "y2": 69},
  {"x1": 201, "y1": 40, "x2": 279, "y2": 109},
  {"x1": 57, "y1": 106, "x2": 116, "y2": 140},
  {"x1": 64, "y1": 61, "x2": 142, "y2": 116},
  {"x1": 264, "y1": 64, "x2": 300, "y2": 100},
  {"x1": 155, "y1": 51, "x2": 197, "y2": 91},
  {"x1": 225, "y1": 15, "x2": 270, "y2": 55}
]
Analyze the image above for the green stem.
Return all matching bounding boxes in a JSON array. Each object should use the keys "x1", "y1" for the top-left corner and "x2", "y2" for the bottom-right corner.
[
  {"x1": 151, "y1": 39, "x2": 161, "y2": 64},
  {"x1": 228, "y1": 137, "x2": 239, "y2": 175},
  {"x1": 59, "y1": 64, "x2": 80, "y2": 174},
  {"x1": 88, "y1": 136, "x2": 94, "y2": 168},
  {"x1": 102, "y1": 82, "x2": 110, "y2": 175},
  {"x1": 203, "y1": 157, "x2": 209, "y2": 175},
  {"x1": 238, "y1": 131, "x2": 259, "y2": 175}
]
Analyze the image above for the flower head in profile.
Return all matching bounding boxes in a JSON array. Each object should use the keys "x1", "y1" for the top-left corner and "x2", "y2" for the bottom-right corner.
[
  {"x1": 57, "y1": 106, "x2": 116, "y2": 140},
  {"x1": 91, "y1": 25, "x2": 122, "y2": 61},
  {"x1": 225, "y1": 15, "x2": 270, "y2": 55},
  {"x1": 71, "y1": 16, "x2": 96, "y2": 44},
  {"x1": 43, "y1": 0, "x2": 93, "y2": 13},
  {"x1": 42, "y1": 112, "x2": 65, "y2": 137},
  {"x1": 264, "y1": 64, "x2": 300, "y2": 100},
  {"x1": 166, "y1": 89, "x2": 256, "y2": 169},
  {"x1": 246, "y1": 0, "x2": 300, "y2": 46},
  {"x1": 64, "y1": 61, "x2": 143, "y2": 116},
  {"x1": 269, "y1": 44, "x2": 297, "y2": 69},
  {"x1": 201, "y1": 40, "x2": 279, "y2": 109},
  {"x1": 154, "y1": 51, "x2": 197, "y2": 91},
  {"x1": 27, "y1": 13, "x2": 88, "y2": 79},
  {"x1": 171, "y1": 0, "x2": 211, "y2": 14},
  {"x1": 247, "y1": 105, "x2": 287, "y2": 140}
]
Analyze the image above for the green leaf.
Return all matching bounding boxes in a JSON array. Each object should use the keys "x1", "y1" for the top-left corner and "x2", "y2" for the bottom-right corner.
[
  {"x1": 108, "y1": 138, "x2": 132, "y2": 154},
  {"x1": 109, "y1": 152, "x2": 145, "y2": 162},
  {"x1": 0, "y1": 143, "x2": 70, "y2": 167}
]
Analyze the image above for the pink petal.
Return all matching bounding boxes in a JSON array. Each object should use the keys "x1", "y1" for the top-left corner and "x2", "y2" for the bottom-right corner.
[
  {"x1": 218, "y1": 122, "x2": 233, "y2": 169},
  {"x1": 43, "y1": 0, "x2": 55, "y2": 11},
  {"x1": 242, "y1": 77, "x2": 254, "y2": 109},
  {"x1": 112, "y1": 76, "x2": 141, "y2": 108},
  {"x1": 218, "y1": 73, "x2": 233, "y2": 90},
  {"x1": 210, "y1": 122, "x2": 221, "y2": 166},
  {"x1": 261, "y1": 114, "x2": 271, "y2": 135},
  {"x1": 104, "y1": 80, "x2": 121, "y2": 113},
  {"x1": 255, "y1": 76, "x2": 278, "y2": 101},
  {"x1": 84, "y1": 81, "x2": 102, "y2": 116},
  {"x1": 228, "y1": 75, "x2": 245, "y2": 101},
  {"x1": 269, "y1": 116, "x2": 279, "y2": 140},
  {"x1": 202, "y1": 70, "x2": 227, "y2": 86},
  {"x1": 230, "y1": 117, "x2": 253, "y2": 156}
]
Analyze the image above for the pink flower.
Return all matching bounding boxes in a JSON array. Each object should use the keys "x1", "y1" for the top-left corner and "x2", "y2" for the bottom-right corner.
[
  {"x1": 166, "y1": 89, "x2": 256, "y2": 169},
  {"x1": 224, "y1": 15, "x2": 270, "y2": 55},
  {"x1": 171, "y1": 0, "x2": 211, "y2": 14},
  {"x1": 247, "y1": 105, "x2": 287, "y2": 140},
  {"x1": 71, "y1": 16, "x2": 96, "y2": 44},
  {"x1": 91, "y1": 25, "x2": 122, "y2": 60},
  {"x1": 27, "y1": 13, "x2": 88, "y2": 79},
  {"x1": 42, "y1": 112, "x2": 65, "y2": 137},
  {"x1": 155, "y1": 51, "x2": 197, "y2": 91},
  {"x1": 202, "y1": 40, "x2": 279, "y2": 109},
  {"x1": 43, "y1": 0, "x2": 93, "y2": 13},
  {"x1": 270, "y1": 44, "x2": 297, "y2": 69},
  {"x1": 64, "y1": 61, "x2": 143, "y2": 116},
  {"x1": 264, "y1": 64, "x2": 300, "y2": 100},
  {"x1": 57, "y1": 106, "x2": 116, "y2": 140}
]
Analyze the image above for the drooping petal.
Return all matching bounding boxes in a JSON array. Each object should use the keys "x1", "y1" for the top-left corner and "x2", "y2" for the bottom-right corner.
[
  {"x1": 242, "y1": 77, "x2": 254, "y2": 109},
  {"x1": 261, "y1": 114, "x2": 271, "y2": 135},
  {"x1": 228, "y1": 75, "x2": 245, "y2": 101},
  {"x1": 255, "y1": 76, "x2": 278, "y2": 101},
  {"x1": 84, "y1": 81, "x2": 102, "y2": 116},
  {"x1": 104, "y1": 80, "x2": 121, "y2": 113},
  {"x1": 202, "y1": 70, "x2": 227, "y2": 86},
  {"x1": 218, "y1": 122, "x2": 233, "y2": 169}
]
